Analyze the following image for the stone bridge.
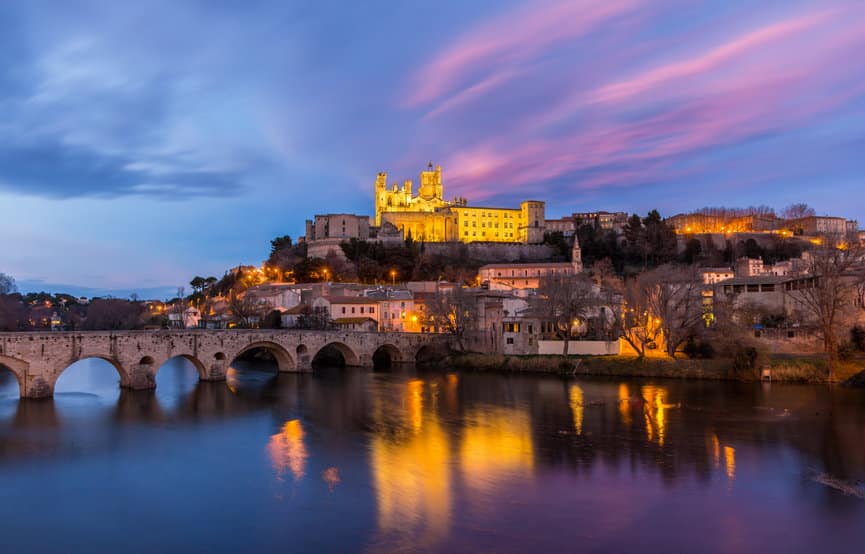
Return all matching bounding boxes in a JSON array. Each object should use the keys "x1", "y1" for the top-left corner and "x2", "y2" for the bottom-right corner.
[{"x1": 0, "y1": 330, "x2": 449, "y2": 399}]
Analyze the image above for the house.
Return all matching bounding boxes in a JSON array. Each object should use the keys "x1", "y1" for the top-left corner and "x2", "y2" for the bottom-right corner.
[
  {"x1": 245, "y1": 283, "x2": 302, "y2": 311},
  {"x1": 316, "y1": 296, "x2": 380, "y2": 325},
  {"x1": 479, "y1": 238, "x2": 583, "y2": 291},
  {"x1": 364, "y1": 288, "x2": 418, "y2": 332},
  {"x1": 700, "y1": 267, "x2": 735, "y2": 285},
  {"x1": 332, "y1": 317, "x2": 377, "y2": 332}
]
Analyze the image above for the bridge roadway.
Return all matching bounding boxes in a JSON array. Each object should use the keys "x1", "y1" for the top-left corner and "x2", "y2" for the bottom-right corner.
[{"x1": 0, "y1": 329, "x2": 447, "y2": 399}]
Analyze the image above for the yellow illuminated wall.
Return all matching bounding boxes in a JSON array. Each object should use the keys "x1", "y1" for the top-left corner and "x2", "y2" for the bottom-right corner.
[
  {"x1": 457, "y1": 206, "x2": 524, "y2": 242},
  {"x1": 374, "y1": 164, "x2": 545, "y2": 244}
]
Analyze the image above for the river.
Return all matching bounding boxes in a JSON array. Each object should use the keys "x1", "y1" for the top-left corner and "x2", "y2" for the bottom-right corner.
[{"x1": 1, "y1": 358, "x2": 863, "y2": 553}]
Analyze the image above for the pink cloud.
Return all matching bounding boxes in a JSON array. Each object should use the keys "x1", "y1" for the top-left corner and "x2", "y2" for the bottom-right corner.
[
  {"x1": 430, "y1": 3, "x2": 865, "y2": 201},
  {"x1": 403, "y1": 0, "x2": 642, "y2": 109},
  {"x1": 589, "y1": 10, "x2": 836, "y2": 105}
]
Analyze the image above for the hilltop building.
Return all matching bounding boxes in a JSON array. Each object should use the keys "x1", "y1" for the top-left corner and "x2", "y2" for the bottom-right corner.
[
  {"x1": 374, "y1": 162, "x2": 546, "y2": 244},
  {"x1": 478, "y1": 237, "x2": 583, "y2": 292}
]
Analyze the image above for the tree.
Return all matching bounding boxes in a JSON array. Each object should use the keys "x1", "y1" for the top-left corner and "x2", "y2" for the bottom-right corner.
[
  {"x1": 781, "y1": 203, "x2": 815, "y2": 220},
  {"x1": 0, "y1": 294, "x2": 28, "y2": 331},
  {"x1": 532, "y1": 272, "x2": 597, "y2": 357},
  {"x1": 681, "y1": 238, "x2": 702, "y2": 264},
  {"x1": 82, "y1": 299, "x2": 145, "y2": 330},
  {"x1": 788, "y1": 236, "x2": 865, "y2": 379},
  {"x1": 426, "y1": 286, "x2": 478, "y2": 352},
  {"x1": 0, "y1": 273, "x2": 17, "y2": 295},
  {"x1": 228, "y1": 291, "x2": 266, "y2": 328},
  {"x1": 190, "y1": 276, "x2": 207, "y2": 295},
  {"x1": 644, "y1": 265, "x2": 705, "y2": 357},
  {"x1": 613, "y1": 275, "x2": 661, "y2": 358},
  {"x1": 613, "y1": 265, "x2": 703, "y2": 358}
]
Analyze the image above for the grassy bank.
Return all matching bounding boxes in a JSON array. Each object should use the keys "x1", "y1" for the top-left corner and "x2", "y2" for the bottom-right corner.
[{"x1": 447, "y1": 352, "x2": 865, "y2": 384}]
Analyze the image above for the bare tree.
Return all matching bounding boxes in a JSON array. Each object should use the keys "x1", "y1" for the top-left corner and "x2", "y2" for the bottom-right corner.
[
  {"x1": 615, "y1": 265, "x2": 703, "y2": 358},
  {"x1": 0, "y1": 273, "x2": 17, "y2": 295},
  {"x1": 0, "y1": 295, "x2": 28, "y2": 331},
  {"x1": 781, "y1": 203, "x2": 816, "y2": 220},
  {"x1": 645, "y1": 265, "x2": 705, "y2": 357},
  {"x1": 788, "y1": 236, "x2": 864, "y2": 378},
  {"x1": 426, "y1": 286, "x2": 478, "y2": 351},
  {"x1": 532, "y1": 272, "x2": 596, "y2": 357},
  {"x1": 615, "y1": 275, "x2": 661, "y2": 358},
  {"x1": 229, "y1": 291, "x2": 267, "y2": 328},
  {"x1": 82, "y1": 299, "x2": 146, "y2": 330}
]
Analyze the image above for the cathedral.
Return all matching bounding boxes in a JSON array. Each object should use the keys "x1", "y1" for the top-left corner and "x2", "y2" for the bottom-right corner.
[{"x1": 374, "y1": 162, "x2": 546, "y2": 244}]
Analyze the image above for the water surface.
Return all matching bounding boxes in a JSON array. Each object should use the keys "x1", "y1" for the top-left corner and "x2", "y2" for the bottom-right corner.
[{"x1": 1, "y1": 359, "x2": 864, "y2": 553}]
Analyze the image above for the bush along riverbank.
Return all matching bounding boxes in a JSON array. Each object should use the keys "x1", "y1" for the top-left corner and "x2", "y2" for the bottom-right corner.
[{"x1": 445, "y1": 351, "x2": 865, "y2": 384}]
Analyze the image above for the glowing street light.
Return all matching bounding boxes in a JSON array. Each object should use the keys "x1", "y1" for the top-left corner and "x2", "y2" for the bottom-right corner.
[{"x1": 390, "y1": 269, "x2": 397, "y2": 285}]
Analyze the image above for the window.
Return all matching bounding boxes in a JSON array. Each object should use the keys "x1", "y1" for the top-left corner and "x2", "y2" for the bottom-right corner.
[
  {"x1": 341, "y1": 307, "x2": 346, "y2": 314},
  {"x1": 506, "y1": 337, "x2": 514, "y2": 345},
  {"x1": 360, "y1": 307, "x2": 364, "y2": 314},
  {"x1": 369, "y1": 307, "x2": 374, "y2": 314},
  {"x1": 351, "y1": 307, "x2": 356, "y2": 314}
]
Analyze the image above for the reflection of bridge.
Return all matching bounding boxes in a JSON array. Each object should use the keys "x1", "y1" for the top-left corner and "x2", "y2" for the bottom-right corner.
[{"x1": 0, "y1": 330, "x2": 447, "y2": 398}]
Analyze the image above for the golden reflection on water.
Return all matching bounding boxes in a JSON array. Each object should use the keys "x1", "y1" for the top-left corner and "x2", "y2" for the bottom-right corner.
[
  {"x1": 569, "y1": 385, "x2": 584, "y2": 435},
  {"x1": 407, "y1": 379, "x2": 424, "y2": 434},
  {"x1": 641, "y1": 385, "x2": 670, "y2": 446},
  {"x1": 371, "y1": 379, "x2": 452, "y2": 547},
  {"x1": 267, "y1": 419, "x2": 308, "y2": 481},
  {"x1": 460, "y1": 405, "x2": 534, "y2": 491},
  {"x1": 724, "y1": 445, "x2": 736, "y2": 482},
  {"x1": 711, "y1": 433, "x2": 721, "y2": 469},
  {"x1": 618, "y1": 383, "x2": 632, "y2": 427}
]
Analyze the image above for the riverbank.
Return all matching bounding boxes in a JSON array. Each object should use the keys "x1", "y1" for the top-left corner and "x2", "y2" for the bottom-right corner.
[{"x1": 446, "y1": 352, "x2": 865, "y2": 384}]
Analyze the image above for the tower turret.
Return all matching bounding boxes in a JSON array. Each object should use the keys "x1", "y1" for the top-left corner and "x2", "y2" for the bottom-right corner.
[
  {"x1": 571, "y1": 236, "x2": 583, "y2": 273},
  {"x1": 374, "y1": 171, "x2": 388, "y2": 226}
]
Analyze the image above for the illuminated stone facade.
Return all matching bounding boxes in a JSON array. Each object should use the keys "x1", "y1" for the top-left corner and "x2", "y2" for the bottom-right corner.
[{"x1": 375, "y1": 163, "x2": 545, "y2": 244}]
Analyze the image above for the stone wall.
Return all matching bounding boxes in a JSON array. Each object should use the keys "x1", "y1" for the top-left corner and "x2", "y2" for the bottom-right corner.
[
  {"x1": 0, "y1": 330, "x2": 447, "y2": 399},
  {"x1": 538, "y1": 340, "x2": 621, "y2": 356},
  {"x1": 422, "y1": 242, "x2": 558, "y2": 262}
]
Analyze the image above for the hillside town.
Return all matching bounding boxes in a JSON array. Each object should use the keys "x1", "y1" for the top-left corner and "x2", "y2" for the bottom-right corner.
[{"x1": 2, "y1": 164, "x2": 864, "y2": 376}]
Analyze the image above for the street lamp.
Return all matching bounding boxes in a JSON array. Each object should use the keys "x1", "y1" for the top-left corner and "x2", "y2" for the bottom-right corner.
[{"x1": 390, "y1": 269, "x2": 397, "y2": 286}]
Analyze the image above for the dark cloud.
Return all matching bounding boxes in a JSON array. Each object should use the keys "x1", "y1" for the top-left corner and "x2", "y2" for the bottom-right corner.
[{"x1": 0, "y1": 141, "x2": 242, "y2": 199}]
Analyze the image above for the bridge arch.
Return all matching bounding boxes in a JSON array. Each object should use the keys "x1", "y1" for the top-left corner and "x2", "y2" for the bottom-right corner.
[
  {"x1": 372, "y1": 344, "x2": 403, "y2": 369},
  {"x1": 414, "y1": 344, "x2": 444, "y2": 366},
  {"x1": 0, "y1": 354, "x2": 26, "y2": 398},
  {"x1": 55, "y1": 356, "x2": 129, "y2": 392},
  {"x1": 154, "y1": 354, "x2": 208, "y2": 380},
  {"x1": 231, "y1": 341, "x2": 296, "y2": 372},
  {"x1": 312, "y1": 341, "x2": 360, "y2": 368}
]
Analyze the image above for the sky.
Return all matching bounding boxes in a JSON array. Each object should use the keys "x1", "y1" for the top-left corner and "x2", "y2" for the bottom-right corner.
[{"x1": 1, "y1": 0, "x2": 864, "y2": 297}]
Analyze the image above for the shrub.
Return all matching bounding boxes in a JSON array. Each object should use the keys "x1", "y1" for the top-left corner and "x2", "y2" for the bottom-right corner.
[
  {"x1": 684, "y1": 336, "x2": 716, "y2": 359},
  {"x1": 732, "y1": 346, "x2": 760, "y2": 379},
  {"x1": 838, "y1": 341, "x2": 856, "y2": 361},
  {"x1": 850, "y1": 325, "x2": 865, "y2": 351}
]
